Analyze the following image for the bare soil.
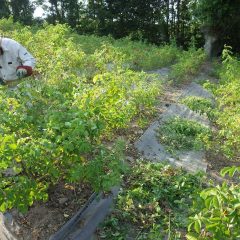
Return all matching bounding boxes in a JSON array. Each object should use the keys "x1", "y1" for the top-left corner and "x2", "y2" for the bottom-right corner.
[{"x1": 11, "y1": 182, "x2": 93, "y2": 240}]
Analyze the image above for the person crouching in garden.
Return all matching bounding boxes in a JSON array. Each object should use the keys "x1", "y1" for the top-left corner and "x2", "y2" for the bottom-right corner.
[{"x1": 0, "y1": 37, "x2": 36, "y2": 87}]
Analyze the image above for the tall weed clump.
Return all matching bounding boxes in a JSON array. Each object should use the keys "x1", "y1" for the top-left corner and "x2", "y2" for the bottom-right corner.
[
  {"x1": 114, "y1": 38, "x2": 180, "y2": 70},
  {"x1": 213, "y1": 47, "x2": 240, "y2": 158},
  {"x1": 0, "y1": 19, "x2": 162, "y2": 212},
  {"x1": 170, "y1": 48, "x2": 207, "y2": 83}
]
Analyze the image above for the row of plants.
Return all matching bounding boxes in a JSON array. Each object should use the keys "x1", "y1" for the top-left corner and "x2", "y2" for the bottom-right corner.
[
  {"x1": 185, "y1": 49, "x2": 240, "y2": 239},
  {"x1": 211, "y1": 47, "x2": 240, "y2": 158},
  {"x1": 0, "y1": 18, "x2": 185, "y2": 213}
]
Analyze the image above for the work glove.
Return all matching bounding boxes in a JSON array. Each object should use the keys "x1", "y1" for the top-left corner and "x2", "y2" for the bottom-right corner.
[{"x1": 16, "y1": 68, "x2": 28, "y2": 78}]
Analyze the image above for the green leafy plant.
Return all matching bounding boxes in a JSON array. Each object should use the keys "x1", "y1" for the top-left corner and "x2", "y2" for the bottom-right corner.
[
  {"x1": 170, "y1": 48, "x2": 207, "y2": 83},
  {"x1": 0, "y1": 19, "x2": 165, "y2": 213},
  {"x1": 187, "y1": 166, "x2": 240, "y2": 240},
  {"x1": 181, "y1": 96, "x2": 215, "y2": 119},
  {"x1": 211, "y1": 46, "x2": 240, "y2": 158},
  {"x1": 157, "y1": 117, "x2": 211, "y2": 152},
  {"x1": 98, "y1": 161, "x2": 204, "y2": 239}
]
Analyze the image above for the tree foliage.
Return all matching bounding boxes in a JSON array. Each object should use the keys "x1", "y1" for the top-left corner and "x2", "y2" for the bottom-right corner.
[
  {"x1": 0, "y1": 0, "x2": 34, "y2": 24},
  {"x1": 195, "y1": 0, "x2": 240, "y2": 52},
  {"x1": 1, "y1": 0, "x2": 240, "y2": 51}
]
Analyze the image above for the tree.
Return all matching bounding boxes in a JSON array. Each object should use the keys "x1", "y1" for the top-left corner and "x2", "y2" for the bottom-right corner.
[
  {"x1": 10, "y1": 0, "x2": 34, "y2": 25},
  {"x1": 0, "y1": 0, "x2": 11, "y2": 19},
  {"x1": 195, "y1": 0, "x2": 240, "y2": 53}
]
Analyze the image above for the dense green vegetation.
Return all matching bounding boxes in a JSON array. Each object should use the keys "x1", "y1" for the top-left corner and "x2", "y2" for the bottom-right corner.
[
  {"x1": 95, "y1": 36, "x2": 240, "y2": 240},
  {"x1": 1, "y1": 4, "x2": 240, "y2": 237},
  {"x1": 1, "y1": 18, "x2": 205, "y2": 213},
  {"x1": 181, "y1": 96, "x2": 214, "y2": 119},
  {"x1": 170, "y1": 48, "x2": 207, "y2": 82},
  {"x1": 0, "y1": 19, "x2": 170, "y2": 212},
  {"x1": 213, "y1": 48, "x2": 240, "y2": 158},
  {"x1": 99, "y1": 164, "x2": 239, "y2": 240},
  {"x1": 187, "y1": 166, "x2": 240, "y2": 240},
  {"x1": 98, "y1": 162, "x2": 204, "y2": 240}
]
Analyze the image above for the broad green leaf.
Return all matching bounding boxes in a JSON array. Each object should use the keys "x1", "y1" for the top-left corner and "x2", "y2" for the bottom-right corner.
[{"x1": 194, "y1": 220, "x2": 201, "y2": 233}]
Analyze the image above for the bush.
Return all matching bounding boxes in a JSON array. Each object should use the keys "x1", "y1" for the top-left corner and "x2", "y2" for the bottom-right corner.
[{"x1": 170, "y1": 48, "x2": 207, "y2": 83}]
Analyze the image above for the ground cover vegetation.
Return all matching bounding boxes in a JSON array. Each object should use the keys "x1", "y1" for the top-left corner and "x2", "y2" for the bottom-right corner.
[
  {"x1": 157, "y1": 117, "x2": 211, "y2": 153},
  {"x1": 180, "y1": 96, "x2": 214, "y2": 120},
  {"x1": 98, "y1": 165, "x2": 240, "y2": 239},
  {"x1": 98, "y1": 162, "x2": 204, "y2": 240}
]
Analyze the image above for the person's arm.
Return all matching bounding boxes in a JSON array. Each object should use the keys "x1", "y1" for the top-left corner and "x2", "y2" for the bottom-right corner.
[{"x1": 16, "y1": 44, "x2": 36, "y2": 77}]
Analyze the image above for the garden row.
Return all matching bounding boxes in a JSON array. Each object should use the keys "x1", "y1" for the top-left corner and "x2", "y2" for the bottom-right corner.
[{"x1": 0, "y1": 18, "x2": 206, "y2": 214}]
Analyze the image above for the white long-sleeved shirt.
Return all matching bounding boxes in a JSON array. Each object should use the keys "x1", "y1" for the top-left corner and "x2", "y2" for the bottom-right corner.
[{"x1": 0, "y1": 38, "x2": 36, "y2": 81}]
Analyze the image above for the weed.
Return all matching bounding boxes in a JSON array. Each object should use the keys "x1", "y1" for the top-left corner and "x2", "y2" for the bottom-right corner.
[
  {"x1": 181, "y1": 96, "x2": 215, "y2": 120},
  {"x1": 98, "y1": 161, "x2": 203, "y2": 239},
  {"x1": 170, "y1": 48, "x2": 207, "y2": 84},
  {"x1": 187, "y1": 166, "x2": 240, "y2": 240},
  {"x1": 157, "y1": 117, "x2": 211, "y2": 153}
]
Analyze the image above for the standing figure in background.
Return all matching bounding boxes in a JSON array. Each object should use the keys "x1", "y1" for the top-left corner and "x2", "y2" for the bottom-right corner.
[{"x1": 0, "y1": 37, "x2": 36, "y2": 86}]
